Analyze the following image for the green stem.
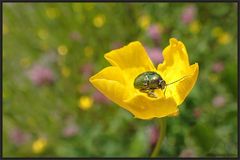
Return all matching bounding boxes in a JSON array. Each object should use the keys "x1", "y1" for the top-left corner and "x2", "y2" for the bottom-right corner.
[{"x1": 150, "y1": 118, "x2": 166, "y2": 157}]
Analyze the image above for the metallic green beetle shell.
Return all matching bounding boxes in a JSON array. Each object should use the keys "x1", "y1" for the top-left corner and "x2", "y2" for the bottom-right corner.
[{"x1": 134, "y1": 71, "x2": 166, "y2": 90}]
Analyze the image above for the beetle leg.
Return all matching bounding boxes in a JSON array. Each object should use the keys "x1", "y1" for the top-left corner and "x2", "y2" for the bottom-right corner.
[
  {"x1": 147, "y1": 90, "x2": 157, "y2": 98},
  {"x1": 139, "y1": 89, "x2": 156, "y2": 98},
  {"x1": 163, "y1": 86, "x2": 167, "y2": 97},
  {"x1": 139, "y1": 88, "x2": 148, "y2": 94}
]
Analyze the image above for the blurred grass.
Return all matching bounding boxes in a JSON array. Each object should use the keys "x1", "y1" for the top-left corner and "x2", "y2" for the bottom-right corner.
[{"x1": 3, "y1": 2, "x2": 237, "y2": 157}]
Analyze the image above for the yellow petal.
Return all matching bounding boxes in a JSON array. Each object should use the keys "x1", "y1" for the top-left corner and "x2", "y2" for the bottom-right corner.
[
  {"x1": 104, "y1": 41, "x2": 155, "y2": 71},
  {"x1": 157, "y1": 38, "x2": 198, "y2": 105},
  {"x1": 167, "y1": 63, "x2": 199, "y2": 105},
  {"x1": 89, "y1": 66, "x2": 130, "y2": 111},
  {"x1": 89, "y1": 66, "x2": 126, "y2": 85},
  {"x1": 168, "y1": 110, "x2": 179, "y2": 117},
  {"x1": 90, "y1": 79, "x2": 129, "y2": 108},
  {"x1": 157, "y1": 38, "x2": 189, "y2": 82},
  {"x1": 124, "y1": 94, "x2": 178, "y2": 120}
]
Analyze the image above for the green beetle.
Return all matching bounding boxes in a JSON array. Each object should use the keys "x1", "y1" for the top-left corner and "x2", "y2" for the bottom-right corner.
[
  {"x1": 134, "y1": 71, "x2": 189, "y2": 98},
  {"x1": 134, "y1": 71, "x2": 166, "y2": 98}
]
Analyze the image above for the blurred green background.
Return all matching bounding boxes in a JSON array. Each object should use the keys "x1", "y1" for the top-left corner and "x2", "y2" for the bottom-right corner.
[{"x1": 3, "y1": 2, "x2": 237, "y2": 157}]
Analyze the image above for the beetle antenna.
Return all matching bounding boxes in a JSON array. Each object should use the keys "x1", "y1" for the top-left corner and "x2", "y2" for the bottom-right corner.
[
  {"x1": 164, "y1": 86, "x2": 167, "y2": 97},
  {"x1": 166, "y1": 75, "x2": 192, "y2": 86},
  {"x1": 163, "y1": 75, "x2": 192, "y2": 97}
]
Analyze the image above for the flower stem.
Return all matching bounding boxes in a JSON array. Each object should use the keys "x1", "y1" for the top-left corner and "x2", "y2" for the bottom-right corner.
[{"x1": 150, "y1": 118, "x2": 166, "y2": 157}]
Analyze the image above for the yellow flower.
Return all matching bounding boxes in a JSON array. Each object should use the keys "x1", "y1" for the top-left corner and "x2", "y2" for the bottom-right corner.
[
  {"x1": 189, "y1": 20, "x2": 201, "y2": 34},
  {"x1": 37, "y1": 29, "x2": 48, "y2": 40},
  {"x1": 78, "y1": 96, "x2": 93, "y2": 110},
  {"x1": 217, "y1": 32, "x2": 231, "y2": 45},
  {"x1": 32, "y1": 137, "x2": 47, "y2": 154},
  {"x1": 61, "y1": 66, "x2": 71, "y2": 78},
  {"x1": 138, "y1": 15, "x2": 151, "y2": 30},
  {"x1": 89, "y1": 38, "x2": 199, "y2": 120},
  {"x1": 211, "y1": 27, "x2": 231, "y2": 45},
  {"x1": 93, "y1": 14, "x2": 105, "y2": 28},
  {"x1": 58, "y1": 45, "x2": 68, "y2": 56}
]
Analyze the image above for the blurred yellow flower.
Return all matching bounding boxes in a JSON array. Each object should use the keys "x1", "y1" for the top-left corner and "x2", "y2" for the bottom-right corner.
[
  {"x1": 90, "y1": 38, "x2": 199, "y2": 119},
  {"x1": 61, "y1": 66, "x2": 71, "y2": 78},
  {"x1": 211, "y1": 27, "x2": 223, "y2": 38},
  {"x1": 58, "y1": 45, "x2": 68, "y2": 56},
  {"x1": 20, "y1": 57, "x2": 31, "y2": 68},
  {"x1": 32, "y1": 137, "x2": 47, "y2": 154},
  {"x1": 78, "y1": 96, "x2": 93, "y2": 110},
  {"x1": 3, "y1": 23, "x2": 9, "y2": 35},
  {"x1": 138, "y1": 15, "x2": 151, "y2": 30},
  {"x1": 218, "y1": 32, "x2": 231, "y2": 45},
  {"x1": 84, "y1": 46, "x2": 94, "y2": 58},
  {"x1": 37, "y1": 29, "x2": 48, "y2": 40},
  {"x1": 189, "y1": 20, "x2": 201, "y2": 34},
  {"x1": 93, "y1": 14, "x2": 105, "y2": 28},
  {"x1": 211, "y1": 27, "x2": 231, "y2": 44},
  {"x1": 45, "y1": 7, "x2": 59, "y2": 19}
]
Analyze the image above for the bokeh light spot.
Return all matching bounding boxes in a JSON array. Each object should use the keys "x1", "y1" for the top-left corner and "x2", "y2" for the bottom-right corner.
[
  {"x1": 61, "y1": 66, "x2": 71, "y2": 78},
  {"x1": 37, "y1": 29, "x2": 49, "y2": 40},
  {"x1": 93, "y1": 14, "x2": 106, "y2": 28},
  {"x1": 218, "y1": 32, "x2": 231, "y2": 45},
  {"x1": 138, "y1": 15, "x2": 151, "y2": 30},
  {"x1": 32, "y1": 138, "x2": 47, "y2": 154},
  {"x1": 78, "y1": 96, "x2": 93, "y2": 110},
  {"x1": 58, "y1": 45, "x2": 68, "y2": 56},
  {"x1": 189, "y1": 20, "x2": 201, "y2": 34}
]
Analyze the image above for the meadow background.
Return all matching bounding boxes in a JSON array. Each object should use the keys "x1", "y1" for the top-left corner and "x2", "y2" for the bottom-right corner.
[{"x1": 3, "y1": 2, "x2": 237, "y2": 157}]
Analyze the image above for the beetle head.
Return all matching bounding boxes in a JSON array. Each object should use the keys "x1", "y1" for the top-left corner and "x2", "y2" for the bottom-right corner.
[{"x1": 159, "y1": 80, "x2": 166, "y2": 90}]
